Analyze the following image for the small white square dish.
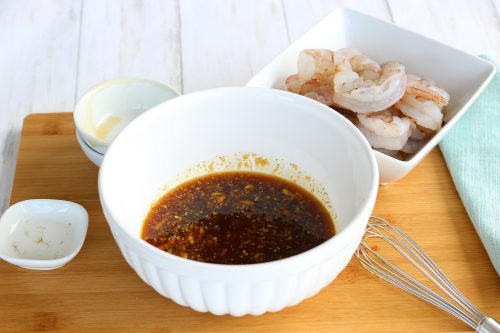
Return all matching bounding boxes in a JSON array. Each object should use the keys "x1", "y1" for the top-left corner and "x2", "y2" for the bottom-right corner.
[
  {"x1": 0, "y1": 199, "x2": 88, "y2": 270},
  {"x1": 247, "y1": 8, "x2": 496, "y2": 184}
]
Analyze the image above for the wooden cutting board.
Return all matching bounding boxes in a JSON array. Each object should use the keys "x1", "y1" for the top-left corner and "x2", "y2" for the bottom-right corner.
[{"x1": 1, "y1": 113, "x2": 498, "y2": 333}]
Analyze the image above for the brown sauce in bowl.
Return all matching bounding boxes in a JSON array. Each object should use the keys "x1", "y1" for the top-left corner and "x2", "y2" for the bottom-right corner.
[{"x1": 142, "y1": 171, "x2": 335, "y2": 264}]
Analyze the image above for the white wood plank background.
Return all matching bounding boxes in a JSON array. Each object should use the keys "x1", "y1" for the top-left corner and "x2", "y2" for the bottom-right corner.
[{"x1": 1, "y1": 0, "x2": 499, "y2": 213}]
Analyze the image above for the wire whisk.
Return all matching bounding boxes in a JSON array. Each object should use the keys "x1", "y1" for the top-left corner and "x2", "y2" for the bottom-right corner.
[{"x1": 355, "y1": 216, "x2": 499, "y2": 333}]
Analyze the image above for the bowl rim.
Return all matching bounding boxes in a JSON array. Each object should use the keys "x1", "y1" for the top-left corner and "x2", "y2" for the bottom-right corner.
[
  {"x1": 246, "y1": 7, "x2": 497, "y2": 166},
  {"x1": 74, "y1": 77, "x2": 181, "y2": 148},
  {"x1": 98, "y1": 86, "x2": 379, "y2": 271},
  {"x1": 76, "y1": 130, "x2": 104, "y2": 156}
]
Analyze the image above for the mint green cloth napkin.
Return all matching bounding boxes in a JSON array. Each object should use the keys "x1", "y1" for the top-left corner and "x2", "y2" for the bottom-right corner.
[{"x1": 439, "y1": 55, "x2": 500, "y2": 275}]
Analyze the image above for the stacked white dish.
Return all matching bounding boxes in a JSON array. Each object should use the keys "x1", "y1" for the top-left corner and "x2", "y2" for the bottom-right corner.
[{"x1": 74, "y1": 77, "x2": 180, "y2": 167}]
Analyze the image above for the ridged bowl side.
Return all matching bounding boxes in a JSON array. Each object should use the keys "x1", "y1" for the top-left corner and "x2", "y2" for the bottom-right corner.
[{"x1": 108, "y1": 223, "x2": 361, "y2": 316}]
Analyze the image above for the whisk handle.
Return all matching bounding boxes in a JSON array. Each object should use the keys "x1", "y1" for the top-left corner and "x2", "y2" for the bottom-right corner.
[{"x1": 477, "y1": 317, "x2": 500, "y2": 333}]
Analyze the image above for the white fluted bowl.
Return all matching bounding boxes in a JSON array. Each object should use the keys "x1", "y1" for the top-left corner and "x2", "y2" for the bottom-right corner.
[{"x1": 98, "y1": 87, "x2": 378, "y2": 316}]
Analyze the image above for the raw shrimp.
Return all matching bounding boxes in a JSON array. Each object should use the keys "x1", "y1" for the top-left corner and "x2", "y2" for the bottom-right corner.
[
  {"x1": 393, "y1": 74, "x2": 450, "y2": 132},
  {"x1": 376, "y1": 121, "x2": 429, "y2": 155},
  {"x1": 356, "y1": 108, "x2": 412, "y2": 150},
  {"x1": 285, "y1": 49, "x2": 336, "y2": 105},
  {"x1": 337, "y1": 48, "x2": 381, "y2": 80},
  {"x1": 297, "y1": 49, "x2": 335, "y2": 82},
  {"x1": 400, "y1": 118, "x2": 430, "y2": 154},
  {"x1": 394, "y1": 94, "x2": 443, "y2": 132},
  {"x1": 406, "y1": 74, "x2": 450, "y2": 107},
  {"x1": 299, "y1": 79, "x2": 334, "y2": 105},
  {"x1": 333, "y1": 61, "x2": 407, "y2": 113},
  {"x1": 285, "y1": 76, "x2": 334, "y2": 106},
  {"x1": 285, "y1": 74, "x2": 302, "y2": 94}
]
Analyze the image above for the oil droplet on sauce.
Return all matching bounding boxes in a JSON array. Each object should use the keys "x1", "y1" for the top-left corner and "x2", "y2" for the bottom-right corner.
[{"x1": 254, "y1": 157, "x2": 270, "y2": 167}]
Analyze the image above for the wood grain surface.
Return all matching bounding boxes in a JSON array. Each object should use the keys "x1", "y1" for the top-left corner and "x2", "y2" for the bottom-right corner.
[
  {"x1": 0, "y1": 113, "x2": 498, "y2": 333},
  {"x1": 2, "y1": 0, "x2": 500, "y2": 214}
]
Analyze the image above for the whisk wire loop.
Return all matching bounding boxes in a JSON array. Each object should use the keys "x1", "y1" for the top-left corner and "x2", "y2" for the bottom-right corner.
[
  {"x1": 355, "y1": 216, "x2": 498, "y2": 331},
  {"x1": 357, "y1": 238, "x2": 478, "y2": 328}
]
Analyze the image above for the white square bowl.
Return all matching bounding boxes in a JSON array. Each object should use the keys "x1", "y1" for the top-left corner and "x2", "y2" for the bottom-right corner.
[{"x1": 247, "y1": 8, "x2": 496, "y2": 184}]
